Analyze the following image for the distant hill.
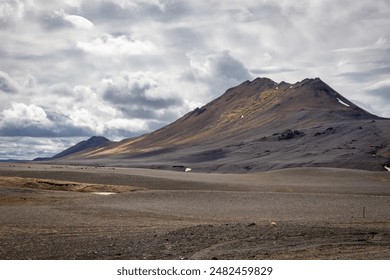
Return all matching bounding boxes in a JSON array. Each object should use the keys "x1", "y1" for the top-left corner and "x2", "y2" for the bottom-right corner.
[
  {"x1": 34, "y1": 136, "x2": 112, "y2": 161},
  {"x1": 57, "y1": 78, "x2": 390, "y2": 172},
  {"x1": 0, "y1": 159, "x2": 29, "y2": 163}
]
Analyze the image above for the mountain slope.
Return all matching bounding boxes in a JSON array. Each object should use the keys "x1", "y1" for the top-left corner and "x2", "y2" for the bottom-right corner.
[
  {"x1": 60, "y1": 78, "x2": 390, "y2": 172},
  {"x1": 35, "y1": 136, "x2": 112, "y2": 161},
  {"x1": 52, "y1": 136, "x2": 112, "y2": 159}
]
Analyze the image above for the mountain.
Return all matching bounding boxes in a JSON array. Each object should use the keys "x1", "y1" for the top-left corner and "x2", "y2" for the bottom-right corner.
[
  {"x1": 58, "y1": 78, "x2": 390, "y2": 172},
  {"x1": 34, "y1": 136, "x2": 112, "y2": 161}
]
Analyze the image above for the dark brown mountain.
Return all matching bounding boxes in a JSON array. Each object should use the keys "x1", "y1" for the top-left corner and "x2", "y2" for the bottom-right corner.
[{"x1": 58, "y1": 78, "x2": 390, "y2": 172}]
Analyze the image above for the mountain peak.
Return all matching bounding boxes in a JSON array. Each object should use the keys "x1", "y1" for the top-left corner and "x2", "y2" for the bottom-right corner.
[
  {"x1": 250, "y1": 77, "x2": 276, "y2": 84},
  {"x1": 35, "y1": 136, "x2": 112, "y2": 161},
  {"x1": 85, "y1": 136, "x2": 110, "y2": 144},
  {"x1": 247, "y1": 77, "x2": 277, "y2": 90},
  {"x1": 64, "y1": 77, "x2": 389, "y2": 172},
  {"x1": 297, "y1": 77, "x2": 332, "y2": 89}
]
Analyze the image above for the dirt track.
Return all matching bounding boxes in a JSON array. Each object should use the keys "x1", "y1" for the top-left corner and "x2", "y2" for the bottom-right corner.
[{"x1": 0, "y1": 163, "x2": 389, "y2": 259}]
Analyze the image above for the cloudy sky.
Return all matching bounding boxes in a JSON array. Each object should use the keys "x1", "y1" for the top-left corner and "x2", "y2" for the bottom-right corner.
[{"x1": 1, "y1": 0, "x2": 389, "y2": 160}]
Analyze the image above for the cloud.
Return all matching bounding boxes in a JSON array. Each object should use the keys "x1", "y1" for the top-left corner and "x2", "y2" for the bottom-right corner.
[
  {"x1": 361, "y1": 79, "x2": 390, "y2": 117},
  {"x1": 251, "y1": 66, "x2": 297, "y2": 75},
  {"x1": 336, "y1": 67, "x2": 390, "y2": 82},
  {"x1": 54, "y1": 9, "x2": 94, "y2": 30},
  {"x1": 0, "y1": 102, "x2": 96, "y2": 137},
  {"x1": 330, "y1": 36, "x2": 390, "y2": 117},
  {"x1": 3, "y1": 103, "x2": 51, "y2": 126},
  {"x1": 111, "y1": 0, "x2": 167, "y2": 11},
  {"x1": 1, "y1": 0, "x2": 390, "y2": 159},
  {"x1": 63, "y1": 0, "x2": 84, "y2": 9},
  {"x1": 334, "y1": 37, "x2": 390, "y2": 53},
  {"x1": 78, "y1": 0, "x2": 189, "y2": 23},
  {"x1": 365, "y1": 80, "x2": 390, "y2": 101},
  {"x1": 100, "y1": 71, "x2": 184, "y2": 119},
  {"x1": 187, "y1": 50, "x2": 251, "y2": 81},
  {"x1": 77, "y1": 33, "x2": 158, "y2": 56},
  {"x1": 0, "y1": 103, "x2": 56, "y2": 137},
  {"x1": 0, "y1": 136, "x2": 87, "y2": 160},
  {"x1": 334, "y1": 37, "x2": 390, "y2": 83},
  {"x1": 104, "y1": 118, "x2": 149, "y2": 134},
  {"x1": 0, "y1": 0, "x2": 26, "y2": 23},
  {"x1": 0, "y1": 70, "x2": 19, "y2": 93},
  {"x1": 185, "y1": 50, "x2": 253, "y2": 100},
  {"x1": 41, "y1": 9, "x2": 94, "y2": 30}
]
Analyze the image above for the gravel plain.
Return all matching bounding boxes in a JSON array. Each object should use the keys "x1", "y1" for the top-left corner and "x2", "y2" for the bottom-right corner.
[{"x1": 0, "y1": 163, "x2": 389, "y2": 259}]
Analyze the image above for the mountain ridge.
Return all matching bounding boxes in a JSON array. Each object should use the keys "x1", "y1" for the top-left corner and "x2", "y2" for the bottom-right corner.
[
  {"x1": 53, "y1": 77, "x2": 389, "y2": 172},
  {"x1": 34, "y1": 136, "x2": 112, "y2": 161}
]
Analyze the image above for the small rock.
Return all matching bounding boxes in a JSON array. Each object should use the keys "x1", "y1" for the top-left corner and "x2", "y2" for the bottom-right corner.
[
  {"x1": 278, "y1": 129, "x2": 304, "y2": 140},
  {"x1": 270, "y1": 221, "x2": 277, "y2": 227}
]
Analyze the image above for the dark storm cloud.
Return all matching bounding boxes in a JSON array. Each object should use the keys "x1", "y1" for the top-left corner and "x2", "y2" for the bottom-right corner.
[
  {"x1": 101, "y1": 73, "x2": 183, "y2": 119},
  {"x1": 103, "y1": 84, "x2": 180, "y2": 108},
  {"x1": 184, "y1": 50, "x2": 253, "y2": 101},
  {"x1": 185, "y1": 50, "x2": 252, "y2": 83},
  {"x1": 213, "y1": 51, "x2": 252, "y2": 81},
  {"x1": 0, "y1": 124, "x2": 93, "y2": 138}
]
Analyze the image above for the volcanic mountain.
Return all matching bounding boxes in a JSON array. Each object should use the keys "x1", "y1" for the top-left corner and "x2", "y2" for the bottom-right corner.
[
  {"x1": 34, "y1": 136, "x2": 112, "y2": 161},
  {"x1": 58, "y1": 78, "x2": 390, "y2": 172}
]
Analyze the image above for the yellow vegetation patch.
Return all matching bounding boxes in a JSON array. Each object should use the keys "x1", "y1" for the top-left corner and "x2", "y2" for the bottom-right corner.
[{"x1": 0, "y1": 176, "x2": 142, "y2": 193}]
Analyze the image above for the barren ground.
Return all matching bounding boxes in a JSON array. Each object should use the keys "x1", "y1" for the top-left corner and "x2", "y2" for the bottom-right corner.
[{"x1": 0, "y1": 163, "x2": 389, "y2": 259}]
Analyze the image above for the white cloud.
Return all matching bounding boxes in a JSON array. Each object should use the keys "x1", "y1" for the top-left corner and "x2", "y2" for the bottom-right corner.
[
  {"x1": 365, "y1": 79, "x2": 390, "y2": 93},
  {"x1": 105, "y1": 118, "x2": 149, "y2": 133},
  {"x1": 2, "y1": 103, "x2": 52, "y2": 127},
  {"x1": 110, "y1": 0, "x2": 167, "y2": 11},
  {"x1": 263, "y1": 52, "x2": 273, "y2": 62},
  {"x1": 54, "y1": 9, "x2": 94, "y2": 30},
  {"x1": 68, "y1": 107, "x2": 99, "y2": 131},
  {"x1": 64, "y1": 0, "x2": 84, "y2": 8},
  {"x1": 334, "y1": 36, "x2": 390, "y2": 53},
  {"x1": 77, "y1": 34, "x2": 159, "y2": 56},
  {"x1": 0, "y1": 136, "x2": 86, "y2": 160},
  {"x1": 0, "y1": 0, "x2": 27, "y2": 22}
]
